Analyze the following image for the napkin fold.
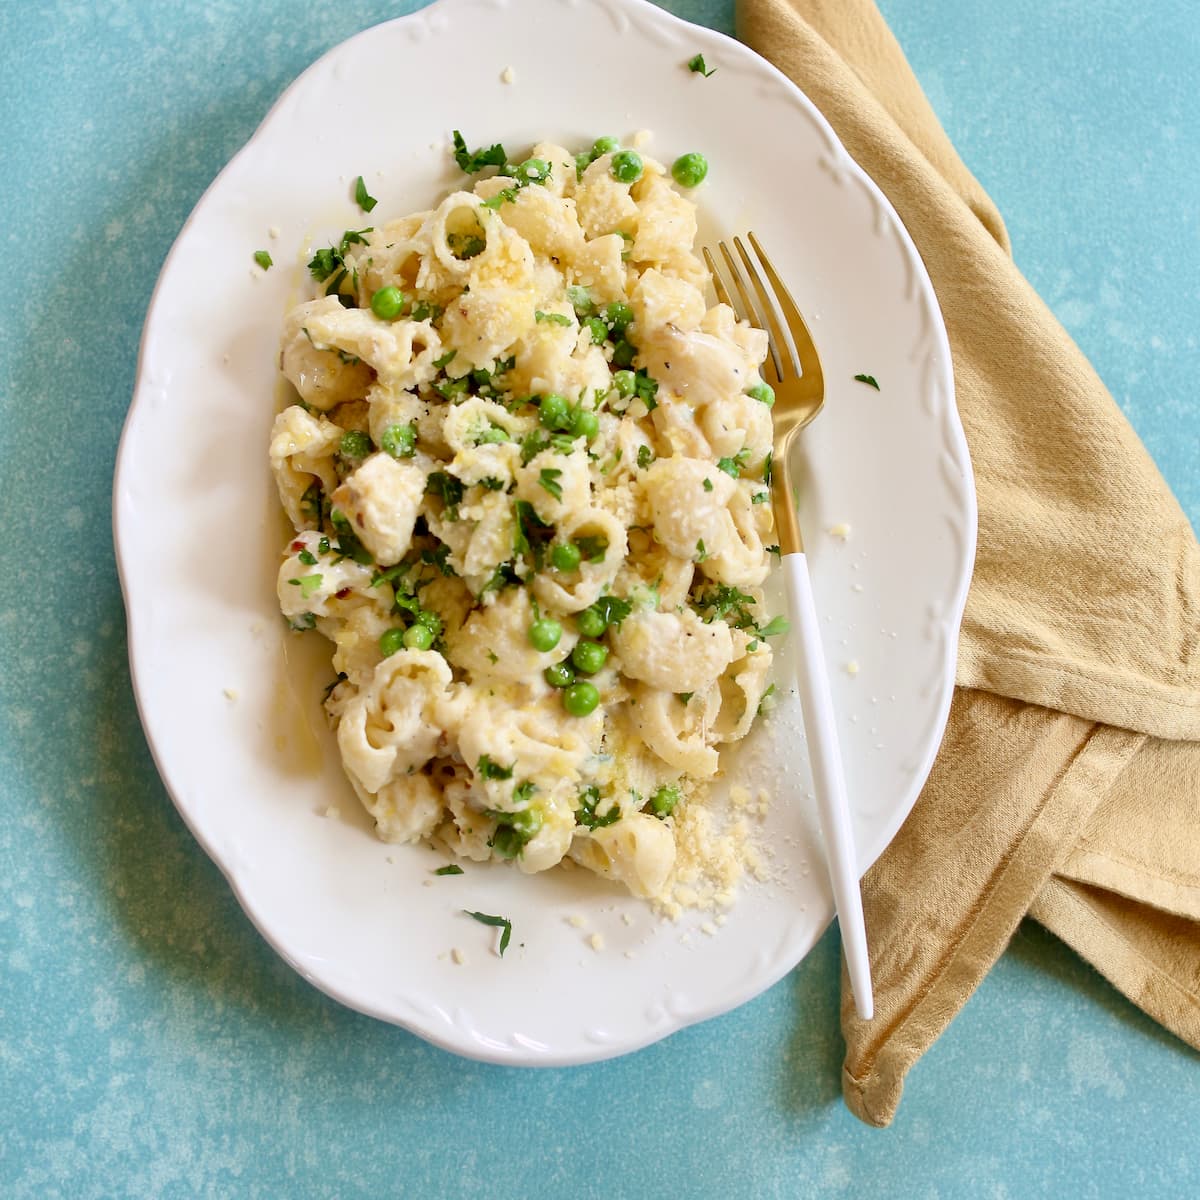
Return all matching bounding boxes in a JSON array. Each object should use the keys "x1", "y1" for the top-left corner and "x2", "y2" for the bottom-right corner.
[{"x1": 737, "y1": 0, "x2": 1200, "y2": 1126}]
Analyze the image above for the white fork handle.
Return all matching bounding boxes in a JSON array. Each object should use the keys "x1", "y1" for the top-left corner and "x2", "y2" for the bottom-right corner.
[{"x1": 783, "y1": 551, "x2": 874, "y2": 1020}]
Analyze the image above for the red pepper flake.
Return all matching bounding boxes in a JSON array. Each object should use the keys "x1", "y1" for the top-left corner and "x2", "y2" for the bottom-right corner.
[
  {"x1": 291, "y1": 540, "x2": 304, "y2": 551},
  {"x1": 335, "y1": 587, "x2": 352, "y2": 599}
]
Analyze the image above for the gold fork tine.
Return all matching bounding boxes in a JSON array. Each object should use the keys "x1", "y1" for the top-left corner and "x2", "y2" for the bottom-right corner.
[
  {"x1": 730, "y1": 236, "x2": 801, "y2": 383},
  {"x1": 702, "y1": 246, "x2": 731, "y2": 308},
  {"x1": 746, "y1": 231, "x2": 823, "y2": 388},
  {"x1": 719, "y1": 241, "x2": 794, "y2": 382}
]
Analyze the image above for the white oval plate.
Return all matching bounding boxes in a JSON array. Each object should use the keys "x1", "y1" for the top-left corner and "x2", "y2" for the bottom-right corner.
[{"x1": 114, "y1": 0, "x2": 974, "y2": 1064}]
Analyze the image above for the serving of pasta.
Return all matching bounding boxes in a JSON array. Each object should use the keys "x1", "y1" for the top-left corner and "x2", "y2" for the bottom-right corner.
[{"x1": 269, "y1": 134, "x2": 784, "y2": 903}]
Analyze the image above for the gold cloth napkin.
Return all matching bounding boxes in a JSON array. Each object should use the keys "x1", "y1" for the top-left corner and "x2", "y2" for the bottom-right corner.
[{"x1": 737, "y1": 0, "x2": 1200, "y2": 1126}]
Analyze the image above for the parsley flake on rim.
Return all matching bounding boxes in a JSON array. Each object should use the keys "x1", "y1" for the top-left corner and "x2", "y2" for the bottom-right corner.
[
  {"x1": 853, "y1": 373, "x2": 880, "y2": 390},
  {"x1": 354, "y1": 175, "x2": 378, "y2": 213},
  {"x1": 464, "y1": 910, "x2": 513, "y2": 956},
  {"x1": 687, "y1": 53, "x2": 716, "y2": 77},
  {"x1": 452, "y1": 130, "x2": 507, "y2": 174},
  {"x1": 434, "y1": 864, "x2": 464, "y2": 876}
]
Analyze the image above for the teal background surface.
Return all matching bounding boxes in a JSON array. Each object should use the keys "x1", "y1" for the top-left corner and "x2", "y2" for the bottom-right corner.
[{"x1": 2, "y1": 1, "x2": 1197, "y2": 1195}]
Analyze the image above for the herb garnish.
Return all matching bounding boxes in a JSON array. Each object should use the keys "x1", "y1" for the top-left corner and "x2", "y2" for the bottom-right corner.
[
  {"x1": 538, "y1": 467, "x2": 564, "y2": 501},
  {"x1": 695, "y1": 539, "x2": 708, "y2": 562},
  {"x1": 535, "y1": 310, "x2": 573, "y2": 327},
  {"x1": 636, "y1": 445, "x2": 654, "y2": 470},
  {"x1": 434, "y1": 865, "x2": 464, "y2": 876},
  {"x1": 464, "y1": 910, "x2": 513, "y2": 956},
  {"x1": 514, "y1": 499, "x2": 555, "y2": 568},
  {"x1": 687, "y1": 53, "x2": 717, "y2": 77},
  {"x1": 576, "y1": 786, "x2": 621, "y2": 830},
  {"x1": 354, "y1": 175, "x2": 377, "y2": 213},
  {"x1": 253, "y1": 250, "x2": 273, "y2": 270},
  {"x1": 758, "y1": 615, "x2": 791, "y2": 638},
  {"x1": 478, "y1": 755, "x2": 514, "y2": 781},
  {"x1": 452, "y1": 130, "x2": 507, "y2": 174},
  {"x1": 853, "y1": 373, "x2": 880, "y2": 390},
  {"x1": 574, "y1": 535, "x2": 608, "y2": 563},
  {"x1": 426, "y1": 472, "x2": 465, "y2": 519}
]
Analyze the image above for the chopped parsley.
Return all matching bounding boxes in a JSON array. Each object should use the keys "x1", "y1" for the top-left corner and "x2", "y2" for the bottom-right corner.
[
  {"x1": 695, "y1": 539, "x2": 709, "y2": 563},
  {"x1": 481, "y1": 187, "x2": 519, "y2": 210},
  {"x1": 535, "y1": 310, "x2": 573, "y2": 326},
  {"x1": 354, "y1": 175, "x2": 377, "y2": 213},
  {"x1": 717, "y1": 448, "x2": 751, "y2": 478},
  {"x1": 758, "y1": 615, "x2": 791, "y2": 638},
  {"x1": 677, "y1": 692, "x2": 694, "y2": 705},
  {"x1": 253, "y1": 250, "x2": 273, "y2": 270},
  {"x1": 512, "y1": 780, "x2": 536, "y2": 805},
  {"x1": 426, "y1": 471, "x2": 465, "y2": 519},
  {"x1": 329, "y1": 507, "x2": 373, "y2": 564},
  {"x1": 478, "y1": 755, "x2": 514, "y2": 780},
  {"x1": 464, "y1": 910, "x2": 513, "y2": 956},
  {"x1": 576, "y1": 786, "x2": 621, "y2": 830},
  {"x1": 288, "y1": 574, "x2": 324, "y2": 599},
  {"x1": 588, "y1": 594, "x2": 632, "y2": 628},
  {"x1": 538, "y1": 467, "x2": 564, "y2": 501},
  {"x1": 692, "y1": 584, "x2": 757, "y2": 630},
  {"x1": 298, "y1": 549, "x2": 318, "y2": 566},
  {"x1": 632, "y1": 368, "x2": 658, "y2": 409},
  {"x1": 575, "y1": 535, "x2": 608, "y2": 563},
  {"x1": 480, "y1": 476, "x2": 506, "y2": 491},
  {"x1": 687, "y1": 53, "x2": 717, "y2": 77},
  {"x1": 566, "y1": 285, "x2": 595, "y2": 316},
  {"x1": 763, "y1": 451, "x2": 773, "y2": 485},
  {"x1": 703, "y1": 478, "x2": 714, "y2": 492},
  {"x1": 434, "y1": 864, "x2": 464, "y2": 876},
  {"x1": 853, "y1": 373, "x2": 880, "y2": 390},
  {"x1": 433, "y1": 349, "x2": 457, "y2": 369},
  {"x1": 513, "y1": 499, "x2": 554, "y2": 568},
  {"x1": 452, "y1": 130, "x2": 507, "y2": 174},
  {"x1": 637, "y1": 445, "x2": 654, "y2": 470},
  {"x1": 766, "y1": 544, "x2": 782, "y2": 558},
  {"x1": 757, "y1": 683, "x2": 777, "y2": 715},
  {"x1": 308, "y1": 228, "x2": 371, "y2": 283},
  {"x1": 447, "y1": 231, "x2": 486, "y2": 260},
  {"x1": 752, "y1": 491, "x2": 770, "y2": 504}
]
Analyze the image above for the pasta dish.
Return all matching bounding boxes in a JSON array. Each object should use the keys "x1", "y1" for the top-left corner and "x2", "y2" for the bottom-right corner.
[{"x1": 269, "y1": 134, "x2": 783, "y2": 902}]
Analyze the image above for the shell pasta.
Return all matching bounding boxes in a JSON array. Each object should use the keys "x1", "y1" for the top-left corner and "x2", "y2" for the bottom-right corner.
[{"x1": 271, "y1": 134, "x2": 782, "y2": 901}]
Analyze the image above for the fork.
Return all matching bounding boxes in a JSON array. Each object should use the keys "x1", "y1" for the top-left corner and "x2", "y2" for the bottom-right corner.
[{"x1": 704, "y1": 233, "x2": 874, "y2": 1021}]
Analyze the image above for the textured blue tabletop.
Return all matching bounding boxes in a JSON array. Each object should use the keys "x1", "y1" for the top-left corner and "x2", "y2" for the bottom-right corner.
[{"x1": 2, "y1": 1, "x2": 1197, "y2": 1196}]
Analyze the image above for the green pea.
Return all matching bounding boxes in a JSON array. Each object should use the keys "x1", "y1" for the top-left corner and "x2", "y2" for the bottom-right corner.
[
  {"x1": 671, "y1": 152, "x2": 709, "y2": 189},
  {"x1": 415, "y1": 609, "x2": 442, "y2": 634},
  {"x1": 574, "y1": 152, "x2": 592, "y2": 179},
  {"x1": 403, "y1": 624, "x2": 434, "y2": 650},
  {"x1": 478, "y1": 425, "x2": 510, "y2": 444},
  {"x1": 371, "y1": 286, "x2": 406, "y2": 320},
  {"x1": 379, "y1": 628, "x2": 406, "y2": 657},
  {"x1": 604, "y1": 301, "x2": 634, "y2": 336},
  {"x1": 528, "y1": 617, "x2": 563, "y2": 652},
  {"x1": 591, "y1": 136, "x2": 619, "y2": 159},
  {"x1": 611, "y1": 339, "x2": 637, "y2": 368},
  {"x1": 339, "y1": 429, "x2": 372, "y2": 460},
  {"x1": 610, "y1": 150, "x2": 643, "y2": 184},
  {"x1": 515, "y1": 157, "x2": 550, "y2": 186},
  {"x1": 649, "y1": 784, "x2": 680, "y2": 817},
  {"x1": 563, "y1": 680, "x2": 600, "y2": 717},
  {"x1": 538, "y1": 392, "x2": 571, "y2": 431},
  {"x1": 613, "y1": 369, "x2": 636, "y2": 398},
  {"x1": 380, "y1": 423, "x2": 416, "y2": 458},
  {"x1": 570, "y1": 408, "x2": 600, "y2": 441},
  {"x1": 550, "y1": 542, "x2": 582, "y2": 572},
  {"x1": 747, "y1": 380, "x2": 775, "y2": 407},
  {"x1": 571, "y1": 640, "x2": 608, "y2": 675},
  {"x1": 576, "y1": 607, "x2": 606, "y2": 639},
  {"x1": 544, "y1": 661, "x2": 575, "y2": 688},
  {"x1": 583, "y1": 316, "x2": 608, "y2": 345}
]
